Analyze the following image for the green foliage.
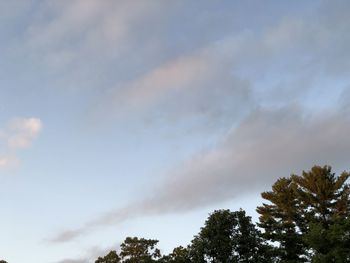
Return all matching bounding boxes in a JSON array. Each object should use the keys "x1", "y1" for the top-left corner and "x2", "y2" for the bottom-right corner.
[
  {"x1": 160, "y1": 246, "x2": 190, "y2": 263},
  {"x1": 188, "y1": 209, "x2": 270, "y2": 263},
  {"x1": 120, "y1": 237, "x2": 161, "y2": 263},
  {"x1": 0, "y1": 260, "x2": 8, "y2": 263},
  {"x1": 257, "y1": 177, "x2": 306, "y2": 262},
  {"x1": 292, "y1": 166, "x2": 350, "y2": 225},
  {"x1": 92, "y1": 165, "x2": 350, "y2": 263},
  {"x1": 304, "y1": 217, "x2": 350, "y2": 262},
  {"x1": 257, "y1": 165, "x2": 350, "y2": 262},
  {"x1": 192, "y1": 209, "x2": 236, "y2": 262},
  {"x1": 95, "y1": 250, "x2": 121, "y2": 263}
]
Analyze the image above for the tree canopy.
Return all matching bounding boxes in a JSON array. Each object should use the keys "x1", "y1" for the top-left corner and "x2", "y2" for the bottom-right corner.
[
  {"x1": 95, "y1": 250, "x2": 121, "y2": 263},
  {"x1": 86, "y1": 165, "x2": 350, "y2": 263}
]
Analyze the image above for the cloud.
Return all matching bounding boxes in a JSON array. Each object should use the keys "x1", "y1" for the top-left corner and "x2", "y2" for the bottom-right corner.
[
  {"x1": 56, "y1": 260, "x2": 86, "y2": 263},
  {"x1": 26, "y1": 0, "x2": 350, "y2": 247},
  {"x1": 50, "y1": 101, "x2": 350, "y2": 242},
  {"x1": 0, "y1": 117, "x2": 42, "y2": 170},
  {"x1": 9, "y1": 0, "x2": 349, "y2": 128},
  {"x1": 26, "y1": 0, "x2": 171, "y2": 69},
  {"x1": 88, "y1": 0, "x2": 350, "y2": 130},
  {"x1": 122, "y1": 105, "x2": 350, "y2": 211},
  {"x1": 55, "y1": 244, "x2": 118, "y2": 263},
  {"x1": 93, "y1": 48, "x2": 252, "y2": 130}
]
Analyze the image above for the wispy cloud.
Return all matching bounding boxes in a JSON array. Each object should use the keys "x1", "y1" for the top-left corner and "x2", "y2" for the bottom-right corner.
[
  {"x1": 93, "y1": 47, "x2": 252, "y2": 130},
  {"x1": 88, "y1": 0, "x2": 350, "y2": 130},
  {"x1": 26, "y1": 0, "x2": 171, "y2": 70},
  {"x1": 0, "y1": 117, "x2": 42, "y2": 170},
  {"x1": 55, "y1": 244, "x2": 118, "y2": 263}
]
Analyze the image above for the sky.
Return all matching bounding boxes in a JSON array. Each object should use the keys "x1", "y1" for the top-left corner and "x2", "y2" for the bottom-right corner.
[{"x1": 1, "y1": 1, "x2": 350, "y2": 262}]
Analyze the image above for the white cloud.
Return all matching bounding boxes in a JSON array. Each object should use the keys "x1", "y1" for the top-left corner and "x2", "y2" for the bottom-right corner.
[{"x1": 0, "y1": 117, "x2": 42, "y2": 170}]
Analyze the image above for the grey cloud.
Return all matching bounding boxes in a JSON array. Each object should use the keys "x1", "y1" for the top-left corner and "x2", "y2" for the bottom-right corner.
[
  {"x1": 55, "y1": 244, "x2": 118, "y2": 263},
  {"x1": 143, "y1": 105, "x2": 350, "y2": 210},
  {"x1": 50, "y1": 204, "x2": 141, "y2": 243},
  {"x1": 49, "y1": 228, "x2": 89, "y2": 243},
  {"x1": 51, "y1": 103, "x2": 350, "y2": 242}
]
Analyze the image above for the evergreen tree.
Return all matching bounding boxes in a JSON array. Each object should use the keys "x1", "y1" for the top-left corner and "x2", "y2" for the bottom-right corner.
[
  {"x1": 257, "y1": 177, "x2": 306, "y2": 262},
  {"x1": 257, "y1": 165, "x2": 350, "y2": 262},
  {"x1": 292, "y1": 166, "x2": 350, "y2": 261}
]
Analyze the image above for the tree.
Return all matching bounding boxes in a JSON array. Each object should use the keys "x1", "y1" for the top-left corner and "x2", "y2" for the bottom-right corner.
[
  {"x1": 257, "y1": 177, "x2": 306, "y2": 262},
  {"x1": 189, "y1": 209, "x2": 269, "y2": 263},
  {"x1": 0, "y1": 260, "x2": 8, "y2": 263},
  {"x1": 160, "y1": 246, "x2": 190, "y2": 263},
  {"x1": 257, "y1": 165, "x2": 350, "y2": 262},
  {"x1": 292, "y1": 166, "x2": 350, "y2": 261},
  {"x1": 120, "y1": 237, "x2": 161, "y2": 263},
  {"x1": 233, "y1": 210, "x2": 272, "y2": 263},
  {"x1": 95, "y1": 250, "x2": 121, "y2": 263},
  {"x1": 304, "y1": 217, "x2": 350, "y2": 262}
]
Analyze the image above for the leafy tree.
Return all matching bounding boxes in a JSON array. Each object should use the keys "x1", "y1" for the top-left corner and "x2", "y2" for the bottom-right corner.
[
  {"x1": 189, "y1": 209, "x2": 269, "y2": 263},
  {"x1": 0, "y1": 260, "x2": 8, "y2": 263},
  {"x1": 160, "y1": 246, "x2": 190, "y2": 263},
  {"x1": 120, "y1": 237, "x2": 161, "y2": 263},
  {"x1": 188, "y1": 232, "x2": 206, "y2": 263},
  {"x1": 233, "y1": 210, "x2": 272, "y2": 263},
  {"x1": 95, "y1": 250, "x2": 121, "y2": 263},
  {"x1": 195, "y1": 209, "x2": 236, "y2": 262}
]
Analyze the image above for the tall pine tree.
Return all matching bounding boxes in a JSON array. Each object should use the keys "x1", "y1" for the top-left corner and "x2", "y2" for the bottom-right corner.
[{"x1": 257, "y1": 165, "x2": 350, "y2": 262}]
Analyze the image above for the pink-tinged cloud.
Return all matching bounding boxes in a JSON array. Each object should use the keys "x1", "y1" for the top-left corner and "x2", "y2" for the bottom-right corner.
[
  {"x1": 0, "y1": 117, "x2": 42, "y2": 170},
  {"x1": 93, "y1": 47, "x2": 252, "y2": 130}
]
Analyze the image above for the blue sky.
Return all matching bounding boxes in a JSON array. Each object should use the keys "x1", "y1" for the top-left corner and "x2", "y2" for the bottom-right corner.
[{"x1": 1, "y1": 1, "x2": 350, "y2": 262}]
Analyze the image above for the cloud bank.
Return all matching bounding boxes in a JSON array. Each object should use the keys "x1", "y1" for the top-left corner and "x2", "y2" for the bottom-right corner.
[{"x1": 51, "y1": 100, "x2": 350, "y2": 243}]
